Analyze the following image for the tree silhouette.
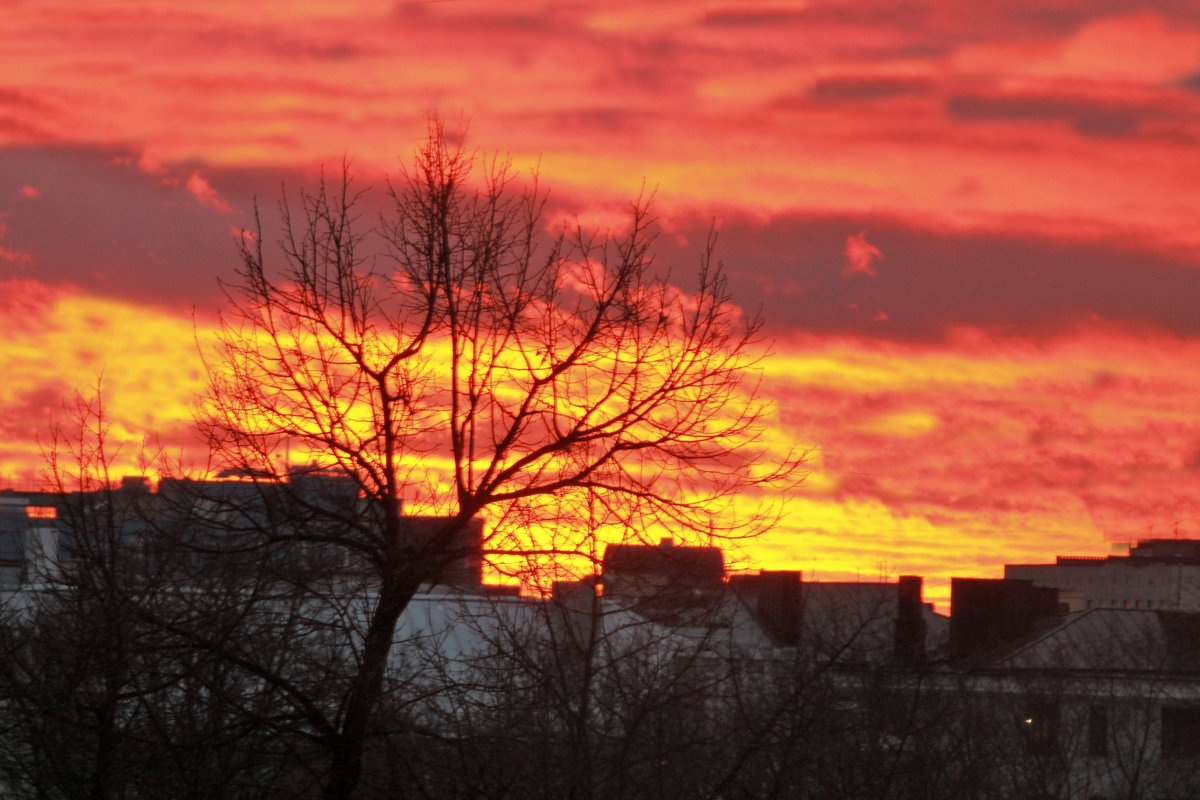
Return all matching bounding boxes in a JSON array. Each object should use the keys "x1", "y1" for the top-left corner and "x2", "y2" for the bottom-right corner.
[
  {"x1": 0, "y1": 393, "x2": 309, "y2": 798},
  {"x1": 200, "y1": 120, "x2": 798, "y2": 798}
]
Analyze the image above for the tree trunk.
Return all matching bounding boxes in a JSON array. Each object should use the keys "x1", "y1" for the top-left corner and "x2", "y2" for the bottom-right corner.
[{"x1": 324, "y1": 570, "x2": 416, "y2": 799}]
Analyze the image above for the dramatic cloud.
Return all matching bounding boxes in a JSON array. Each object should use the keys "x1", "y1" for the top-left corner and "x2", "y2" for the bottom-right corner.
[
  {"x1": 4, "y1": 1, "x2": 1200, "y2": 605},
  {"x1": 0, "y1": 146, "x2": 255, "y2": 309},
  {"x1": 808, "y1": 75, "x2": 936, "y2": 102}
]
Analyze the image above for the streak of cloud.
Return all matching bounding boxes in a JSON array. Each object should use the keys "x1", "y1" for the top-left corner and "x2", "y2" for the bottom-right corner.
[{"x1": 185, "y1": 172, "x2": 233, "y2": 212}]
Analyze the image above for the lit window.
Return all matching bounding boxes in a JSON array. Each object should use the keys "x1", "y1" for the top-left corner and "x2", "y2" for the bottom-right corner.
[{"x1": 1023, "y1": 701, "x2": 1060, "y2": 756}]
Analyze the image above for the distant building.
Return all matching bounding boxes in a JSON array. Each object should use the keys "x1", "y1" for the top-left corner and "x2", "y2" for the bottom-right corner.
[
  {"x1": 601, "y1": 538, "x2": 725, "y2": 621},
  {"x1": 730, "y1": 571, "x2": 943, "y2": 664},
  {"x1": 401, "y1": 515, "x2": 485, "y2": 590},
  {"x1": 1005, "y1": 538, "x2": 1200, "y2": 612},
  {"x1": 0, "y1": 471, "x2": 487, "y2": 592},
  {"x1": 948, "y1": 606, "x2": 1200, "y2": 798},
  {"x1": 0, "y1": 497, "x2": 58, "y2": 587}
]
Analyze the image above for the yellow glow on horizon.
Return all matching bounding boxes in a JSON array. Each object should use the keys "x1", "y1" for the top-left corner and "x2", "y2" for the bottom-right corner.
[
  {"x1": 0, "y1": 287, "x2": 216, "y2": 482},
  {"x1": 5, "y1": 284, "x2": 1200, "y2": 612}
]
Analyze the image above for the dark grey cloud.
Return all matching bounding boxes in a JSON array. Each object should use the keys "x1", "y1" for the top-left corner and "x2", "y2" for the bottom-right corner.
[
  {"x1": 808, "y1": 75, "x2": 935, "y2": 102},
  {"x1": 0, "y1": 146, "x2": 425, "y2": 311},
  {"x1": 1004, "y1": 0, "x2": 1189, "y2": 35},
  {"x1": 946, "y1": 92, "x2": 1144, "y2": 138},
  {"x1": 179, "y1": 24, "x2": 372, "y2": 62},
  {"x1": 0, "y1": 117, "x2": 54, "y2": 141},
  {"x1": 8, "y1": 145, "x2": 1200, "y2": 347},
  {"x1": 389, "y1": 2, "x2": 565, "y2": 36},
  {"x1": 0, "y1": 89, "x2": 52, "y2": 112},
  {"x1": 647, "y1": 211, "x2": 1200, "y2": 341},
  {"x1": 507, "y1": 108, "x2": 663, "y2": 140},
  {"x1": 0, "y1": 381, "x2": 73, "y2": 442},
  {"x1": 0, "y1": 146, "x2": 248, "y2": 309},
  {"x1": 798, "y1": 0, "x2": 1200, "y2": 36}
]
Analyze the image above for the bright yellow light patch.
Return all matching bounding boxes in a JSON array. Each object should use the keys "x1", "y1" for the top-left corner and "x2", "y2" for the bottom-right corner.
[
  {"x1": 858, "y1": 410, "x2": 939, "y2": 438},
  {"x1": 3, "y1": 281, "x2": 1200, "y2": 614},
  {"x1": 0, "y1": 285, "x2": 217, "y2": 482}
]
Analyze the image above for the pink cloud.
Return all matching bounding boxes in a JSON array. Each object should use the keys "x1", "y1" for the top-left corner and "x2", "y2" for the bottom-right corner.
[
  {"x1": 186, "y1": 171, "x2": 232, "y2": 212},
  {"x1": 19, "y1": 185, "x2": 39, "y2": 198},
  {"x1": 0, "y1": 247, "x2": 31, "y2": 265},
  {"x1": 843, "y1": 231, "x2": 882, "y2": 276},
  {"x1": 138, "y1": 151, "x2": 165, "y2": 175}
]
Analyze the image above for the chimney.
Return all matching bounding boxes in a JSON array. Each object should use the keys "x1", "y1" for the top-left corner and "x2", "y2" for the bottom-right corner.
[
  {"x1": 894, "y1": 575, "x2": 926, "y2": 665},
  {"x1": 552, "y1": 576, "x2": 601, "y2": 650},
  {"x1": 754, "y1": 570, "x2": 804, "y2": 646},
  {"x1": 950, "y1": 578, "x2": 1060, "y2": 660}
]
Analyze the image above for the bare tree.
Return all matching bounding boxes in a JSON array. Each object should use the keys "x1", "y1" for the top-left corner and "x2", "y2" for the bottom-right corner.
[
  {"x1": 199, "y1": 120, "x2": 798, "y2": 798},
  {"x1": 357, "y1": 542, "x2": 756, "y2": 799},
  {"x1": 0, "y1": 391, "x2": 162, "y2": 799},
  {"x1": 0, "y1": 393, "x2": 309, "y2": 799}
]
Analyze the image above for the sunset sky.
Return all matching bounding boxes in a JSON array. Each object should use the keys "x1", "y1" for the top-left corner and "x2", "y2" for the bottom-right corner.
[{"x1": 4, "y1": 1, "x2": 1200, "y2": 608}]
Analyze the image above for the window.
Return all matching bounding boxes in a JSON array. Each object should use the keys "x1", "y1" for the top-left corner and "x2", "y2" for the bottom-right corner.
[
  {"x1": 1088, "y1": 706, "x2": 1107, "y2": 757},
  {"x1": 1023, "y1": 701, "x2": 1060, "y2": 756},
  {"x1": 1162, "y1": 706, "x2": 1200, "y2": 758}
]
